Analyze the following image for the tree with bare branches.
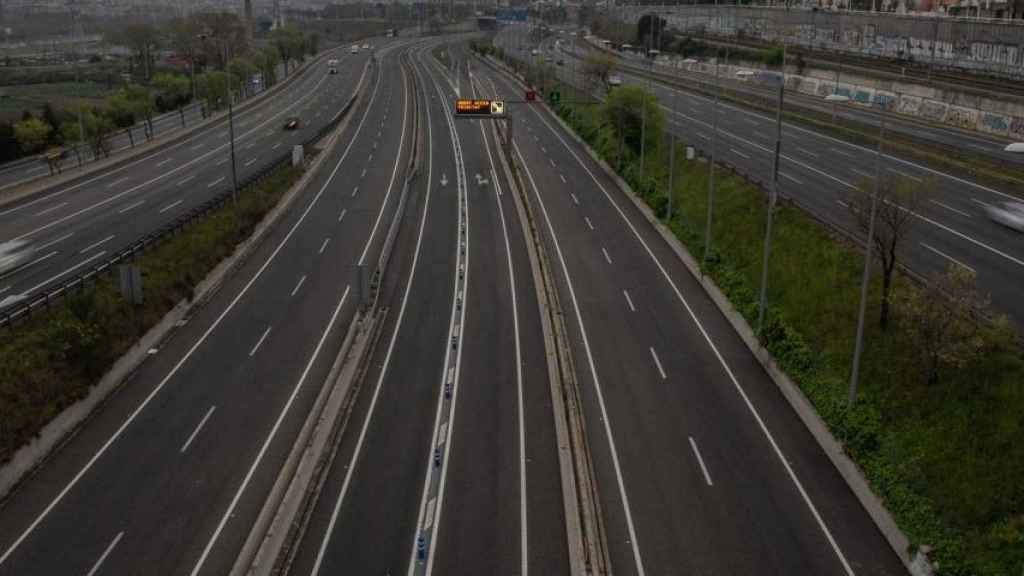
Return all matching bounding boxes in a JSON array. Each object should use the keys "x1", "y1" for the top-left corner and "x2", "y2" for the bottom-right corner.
[{"x1": 847, "y1": 174, "x2": 934, "y2": 329}]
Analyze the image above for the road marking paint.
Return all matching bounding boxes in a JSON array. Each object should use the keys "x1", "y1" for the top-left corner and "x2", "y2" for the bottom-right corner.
[
  {"x1": 623, "y1": 289, "x2": 636, "y2": 312},
  {"x1": 850, "y1": 167, "x2": 873, "y2": 179},
  {"x1": 830, "y1": 147, "x2": 854, "y2": 158},
  {"x1": 20, "y1": 250, "x2": 58, "y2": 271},
  {"x1": 559, "y1": 173, "x2": 567, "y2": 183},
  {"x1": 190, "y1": 142, "x2": 205, "y2": 151},
  {"x1": 207, "y1": 177, "x2": 225, "y2": 188},
  {"x1": 118, "y1": 200, "x2": 144, "y2": 214},
  {"x1": 689, "y1": 437, "x2": 713, "y2": 486},
  {"x1": 156, "y1": 158, "x2": 173, "y2": 167},
  {"x1": 245, "y1": 157, "x2": 257, "y2": 167},
  {"x1": 159, "y1": 200, "x2": 184, "y2": 214},
  {"x1": 796, "y1": 147, "x2": 819, "y2": 158},
  {"x1": 970, "y1": 198, "x2": 992, "y2": 209},
  {"x1": 368, "y1": 153, "x2": 374, "y2": 162},
  {"x1": 85, "y1": 532, "x2": 124, "y2": 576},
  {"x1": 272, "y1": 142, "x2": 282, "y2": 150},
  {"x1": 352, "y1": 186, "x2": 359, "y2": 197},
  {"x1": 836, "y1": 200, "x2": 849, "y2": 209},
  {"x1": 570, "y1": 192, "x2": 579, "y2": 205},
  {"x1": 290, "y1": 275, "x2": 307, "y2": 297},
  {"x1": 25, "y1": 250, "x2": 106, "y2": 294},
  {"x1": 649, "y1": 347, "x2": 666, "y2": 380},
  {"x1": 361, "y1": 168, "x2": 366, "y2": 178},
  {"x1": 34, "y1": 202, "x2": 68, "y2": 217},
  {"x1": 216, "y1": 158, "x2": 228, "y2": 166},
  {"x1": 177, "y1": 175, "x2": 195, "y2": 186},
  {"x1": 930, "y1": 199, "x2": 971, "y2": 218},
  {"x1": 35, "y1": 233, "x2": 73, "y2": 252},
  {"x1": 79, "y1": 235, "x2": 114, "y2": 254},
  {"x1": 585, "y1": 216, "x2": 594, "y2": 230},
  {"x1": 886, "y1": 167, "x2": 922, "y2": 182},
  {"x1": 248, "y1": 327, "x2": 272, "y2": 357},
  {"x1": 338, "y1": 209, "x2": 347, "y2": 222},
  {"x1": 180, "y1": 406, "x2": 217, "y2": 453},
  {"x1": 319, "y1": 238, "x2": 330, "y2": 254},
  {"x1": 780, "y1": 172, "x2": 803, "y2": 185},
  {"x1": 0, "y1": 286, "x2": 8, "y2": 294},
  {"x1": 729, "y1": 147, "x2": 750, "y2": 159},
  {"x1": 602, "y1": 247, "x2": 613, "y2": 264},
  {"x1": 244, "y1": 142, "x2": 256, "y2": 150},
  {"x1": 920, "y1": 242, "x2": 975, "y2": 273}
]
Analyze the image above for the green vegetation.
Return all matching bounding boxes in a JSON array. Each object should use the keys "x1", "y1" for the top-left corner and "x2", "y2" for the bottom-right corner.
[
  {"x1": 477, "y1": 41, "x2": 1024, "y2": 576},
  {"x1": 0, "y1": 82, "x2": 115, "y2": 124},
  {"x1": 0, "y1": 160, "x2": 305, "y2": 466}
]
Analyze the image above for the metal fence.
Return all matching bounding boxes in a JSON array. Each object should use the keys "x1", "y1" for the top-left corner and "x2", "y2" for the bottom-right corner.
[{"x1": 0, "y1": 91, "x2": 360, "y2": 330}]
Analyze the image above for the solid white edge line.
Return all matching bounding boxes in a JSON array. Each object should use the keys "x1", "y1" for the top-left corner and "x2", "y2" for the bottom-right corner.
[
  {"x1": 649, "y1": 347, "x2": 666, "y2": 380},
  {"x1": 929, "y1": 199, "x2": 972, "y2": 218},
  {"x1": 34, "y1": 202, "x2": 68, "y2": 217},
  {"x1": 688, "y1": 437, "x2": 713, "y2": 487},
  {"x1": 523, "y1": 92, "x2": 856, "y2": 576},
  {"x1": 920, "y1": 242, "x2": 976, "y2": 273},
  {"x1": 24, "y1": 250, "x2": 106, "y2": 294},
  {"x1": 84, "y1": 531, "x2": 124, "y2": 576},
  {"x1": 79, "y1": 235, "x2": 115, "y2": 254},
  {"x1": 159, "y1": 200, "x2": 184, "y2": 214},
  {"x1": 248, "y1": 326, "x2": 272, "y2": 357},
  {"x1": 207, "y1": 177, "x2": 225, "y2": 188},
  {"x1": 180, "y1": 406, "x2": 218, "y2": 454}
]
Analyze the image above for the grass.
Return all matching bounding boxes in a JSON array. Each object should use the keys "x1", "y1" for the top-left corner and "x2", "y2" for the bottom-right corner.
[
  {"x1": 0, "y1": 82, "x2": 115, "y2": 123},
  {"x1": 500, "y1": 44, "x2": 1024, "y2": 574},
  {"x1": 0, "y1": 160, "x2": 304, "y2": 467}
]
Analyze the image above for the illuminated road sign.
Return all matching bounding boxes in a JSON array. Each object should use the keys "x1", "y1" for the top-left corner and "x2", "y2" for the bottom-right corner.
[{"x1": 455, "y1": 98, "x2": 506, "y2": 117}]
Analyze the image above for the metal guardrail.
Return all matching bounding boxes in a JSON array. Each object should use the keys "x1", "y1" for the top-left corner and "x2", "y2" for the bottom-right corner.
[{"x1": 0, "y1": 91, "x2": 361, "y2": 330}]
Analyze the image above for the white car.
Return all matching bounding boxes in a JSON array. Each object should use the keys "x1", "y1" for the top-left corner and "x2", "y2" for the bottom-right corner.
[
  {"x1": 350, "y1": 45, "x2": 359, "y2": 54},
  {"x1": 607, "y1": 73, "x2": 623, "y2": 87},
  {"x1": 0, "y1": 239, "x2": 35, "y2": 275},
  {"x1": 985, "y1": 201, "x2": 1024, "y2": 232},
  {"x1": 362, "y1": 43, "x2": 370, "y2": 50}
]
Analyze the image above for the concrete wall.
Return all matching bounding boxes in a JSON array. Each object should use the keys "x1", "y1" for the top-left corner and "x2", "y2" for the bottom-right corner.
[{"x1": 619, "y1": 5, "x2": 1024, "y2": 79}]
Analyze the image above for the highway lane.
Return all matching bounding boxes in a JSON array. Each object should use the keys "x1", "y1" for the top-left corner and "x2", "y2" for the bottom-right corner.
[
  {"x1": 475, "y1": 58, "x2": 907, "y2": 575},
  {"x1": 500, "y1": 28, "x2": 1024, "y2": 325},
  {"x1": 0, "y1": 39, "x2": 412, "y2": 576},
  {"x1": 0, "y1": 46, "x2": 370, "y2": 308},
  {"x1": 289, "y1": 41, "x2": 568, "y2": 576}
]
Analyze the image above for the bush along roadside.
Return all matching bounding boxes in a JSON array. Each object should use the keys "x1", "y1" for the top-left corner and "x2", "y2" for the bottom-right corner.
[
  {"x1": 0, "y1": 159, "x2": 306, "y2": 467},
  {"x1": 488, "y1": 42, "x2": 1024, "y2": 575}
]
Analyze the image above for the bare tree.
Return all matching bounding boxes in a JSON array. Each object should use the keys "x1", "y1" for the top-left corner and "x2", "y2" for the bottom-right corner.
[
  {"x1": 583, "y1": 52, "x2": 615, "y2": 90},
  {"x1": 847, "y1": 174, "x2": 933, "y2": 330}
]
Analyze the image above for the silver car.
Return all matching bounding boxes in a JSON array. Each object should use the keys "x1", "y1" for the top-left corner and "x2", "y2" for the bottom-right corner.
[
  {"x1": 985, "y1": 201, "x2": 1024, "y2": 232},
  {"x1": 0, "y1": 239, "x2": 34, "y2": 275}
]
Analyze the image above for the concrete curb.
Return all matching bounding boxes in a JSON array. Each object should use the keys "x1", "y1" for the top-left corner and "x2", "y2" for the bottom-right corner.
[
  {"x1": 475, "y1": 55, "x2": 611, "y2": 576},
  {"x1": 0, "y1": 45, "x2": 343, "y2": 209},
  {"x1": 0, "y1": 56, "x2": 373, "y2": 505},
  {"x1": 535, "y1": 76, "x2": 924, "y2": 574}
]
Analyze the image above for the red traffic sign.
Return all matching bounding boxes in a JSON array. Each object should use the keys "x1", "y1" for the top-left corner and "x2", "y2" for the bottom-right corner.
[{"x1": 525, "y1": 90, "x2": 536, "y2": 102}]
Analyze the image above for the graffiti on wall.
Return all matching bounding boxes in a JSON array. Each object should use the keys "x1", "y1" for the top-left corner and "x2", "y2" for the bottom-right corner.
[
  {"x1": 920, "y1": 100, "x2": 948, "y2": 121},
  {"x1": 1009, "y1": 117, "x2": 1024, "y2": 141},
  {"x1": 979, "y1": 112, "x2": 1010, "y2": 136},
  {"x1": 945, "y1": 106, "x2": 976, "y2": 129},
  {"x1": 897, "y1": 95, "x2": 922, "y2": 115}
]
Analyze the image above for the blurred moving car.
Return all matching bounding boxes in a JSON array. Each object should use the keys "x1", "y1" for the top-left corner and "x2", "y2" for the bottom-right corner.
[
  {"x1": 985, "y1": 201, "x2": 1024, "y2": 232},
  {"x1": 0, "y1": 240, "x2": 35, "y2": 275},
  {"x1": 328, "y1": 58, "x2": 339, "y2": 74},
  {"x1": 284, "y1": 117, "x2": 301, "y2": 131},
  {"x1": 350, "y1": 45, "x2": 360, "y2": 54},
  {"x1": 362, "y1": 43, "x2": 370, "y2": 50},
  {"x1": 607, "y1": 73, "x2": 623, "y2": 87}
]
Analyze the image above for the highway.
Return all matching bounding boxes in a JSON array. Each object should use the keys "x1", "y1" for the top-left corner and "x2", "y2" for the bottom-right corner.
[
  {"x1": 287, "y1": 40, "x2": 569, "y2": 576},
  {"x1": 497, "y1": 27, "x2": 1024, "y2": 327},
  {"x1": 470, "y1": 50, "x2": 907, "y2": 575},
  {"x1": 0, "y1": 38, "x2": 411, "y2": 576},
  {"x1": 0, "y1": 47, "x2": 364, "y2": 311}
]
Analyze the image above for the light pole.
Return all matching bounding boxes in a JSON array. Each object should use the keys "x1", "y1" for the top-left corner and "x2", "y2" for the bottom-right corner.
[
  {"x1": 703, "y1": 47, "x2": 723, "y2": 267},
  {"x1": 201, "y1": 33, "x2": 239, "y2": 205},
  {"x1": 755, "y1": 40, "x2": 786, "y2": 335}
]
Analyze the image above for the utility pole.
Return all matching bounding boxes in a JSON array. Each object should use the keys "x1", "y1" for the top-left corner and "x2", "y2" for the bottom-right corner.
[
  {"x1": 703, "y1": 48, "x2": 723, "y2": 267},
  {"x1": 228, "y1": 96, "x2": 239, "y2": 204},
  {"x1": 756, "y1": 41, "x2": 786, "y2": 334}
]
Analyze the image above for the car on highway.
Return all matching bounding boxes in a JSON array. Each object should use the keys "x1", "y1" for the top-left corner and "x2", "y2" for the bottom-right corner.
[
  {"x1": 284, "y1": 116, "x2": 301, "y2": 131},
  {"x1": 531, "y1": 48, "x2": 540, "y2": 56},
  {"x1": 0, "y1": 239, "x2": 34, "y2": 275},
  {"x1": 328, "y1": 58, "x2": 339, "y2": 74},
  {"x1": 985, "y1": 201, "x2": 1024, "y2": 232},
  {"x1": 362, "y1": 43, "x2": 370, "y2": 50},
  {"x1": 350, "y1": 45, "x2": 360, "y2": 54},
  {"x1": 607, "y1": 73, "x2": 623, "y2": 87}
]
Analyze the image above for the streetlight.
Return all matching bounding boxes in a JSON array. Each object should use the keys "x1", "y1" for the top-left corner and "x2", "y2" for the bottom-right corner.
[
  {"x1": 199, "y1": 33, "x2": 239, "y2": 205},
  {"x1": 755, "y1": 40, "x2": 787, "y2": 335},
  {"x1": 829, "y1": 93, "x2": 885, "y2": 406}
]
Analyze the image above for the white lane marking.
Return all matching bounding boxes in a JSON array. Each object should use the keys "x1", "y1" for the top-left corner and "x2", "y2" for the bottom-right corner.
[
  {"x1": 106, "y1": 177, "x2": 129, "y2": 189},
  {"x1": 541, "y1": 145, "x2": 547, "y2": 154},
  {"x1": 886, "y1": 167, "x2": 922, "y2": 182},
  {"x1": 290, "y1": 275, "x2": 306, "y2": 297},
  {"x1": 559, "y1": 174, "x2": 567, "y2": 184},
  {"x1": 352, "y1": 186, "x2": 359, "y2": 197},
  {"x1": 930, "y1": 199, "x2": 971, "y2": 218},
  {"x1": 649, "y1": 347, "x2": 666, "y2": 380},
  {"x1": 830, "y1": 147, "x2": 855, "y2": 158},
  {"x1": 360, "y1": 168, "x2": 366, "y2": 178},
  {"x1": 177, "y1": 175, "x2": 195, "y2": 186},
  {"x1": 571, "y1": 193, "x2": 579, "y2": 205},
  {"x1": 337, "y1": 209, "x2": 347, "y2": 222},
  {"x1": 118, "y1": 200, "x2": 144, "y2": 214},
  {"x1": 780, "y1": 171, "x2": 803, "y2": 185},
  {"x1": 920, "y1": 242, "x2": 976, "y2": 273},
  {"x1": 368, "y1": 153, "x2": 373, "y2": 162},
  {"x1": 272, "y1": 142, "x2": 282, "y2": 150},
  {"x1": 180, "y1": 406, "x2": 217, "y2": 454},
  {"x1": 244, "y1": 142, "x2": 256, "y2": 150},
  {"x1": 623, "y1": 289, "x2": 636, "y2": 312},
  {"x1": 909, "y1": 201, "x2": 1024, "y2": 268},
  {"x1": 0, "y1": 286, "x2": 9, "y2": 294},
  {"x1": 850, "y1": 167, "x2": 873, "y2": 179},
  {"x1": 24, "y1": 250, "x2": 106, "y2": 294},
  {"x1": 85, "y1": 532, "x2": 124, "y2": 576},
  {"x1": 35, "y1": 233, "x2": 73, "y2": 252},
  {"x1": 549, "y1": 158, "x2": 557, "y2": 168},
  {"x1": 34, "y1": 202, "x2": 68, "y2": 217},
  {"x1": 521, "y1": 95, "x2": 855, "y2": 576},
  {"x1": 248, "y1": 327, "x2": 272, "y2": 357},
  {"x1": 156, "y1": 158, "x2": 173, "y2": 167},
  {"x1": 689, "y1": 437, "x2": 713, "y2": 486},
  {"x1": 797, "y1": 147, "x2": 819, "y2": 158},
  {"x1": 318, "y1": 237, "x2": 330, "y2": 254},
  {"x1": 190, "y1": 142, "x2": 205, "y2": 151},
  {"x1": 585, "y1": 216, "x2": 594, "y2": 230},
  {"x1": 216, "y1": 158, "x2": 227, "y2": 166},
  {"x1": 970, "y1": 198, "x2": 992, "y2": 209},
  {"x1": 602, "y1": 247, "x2": 613, "y2": 264},
  {"x1": 836, "y1": 200, "x2": 849, "y2": 209},
  {"x1": 79, "y1": 235, "x2": 114, "y2": 254},
  {"x1": 729, "y1": 147, "x2": 750, "y2": 159},
  {"x1": 193, "y1": 55, "x2": 389, "y2": 576},
  {"x1": 207, "y1": 177, "x2": 225, "y2": 189},
  {"x1": 21, "y1": 250, "x2": 58, "y2": 269},
  {"x1": 245, "y1": 158, "x2": 257, "y2": 167},
  {"x1": 159, "y1": 200, "x2": 184, "y2": 214}
]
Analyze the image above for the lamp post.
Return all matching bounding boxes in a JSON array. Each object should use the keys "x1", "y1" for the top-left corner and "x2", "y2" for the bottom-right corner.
[
  {"x1": 703, "y1": 47, "x2": 723, "y2": 267},
  {"x1": 755, "y1": 40, "x2": 786, "y2": 335},
  {"x1": 200, "y1": 33, "x2": 239, "y2": 205}
]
